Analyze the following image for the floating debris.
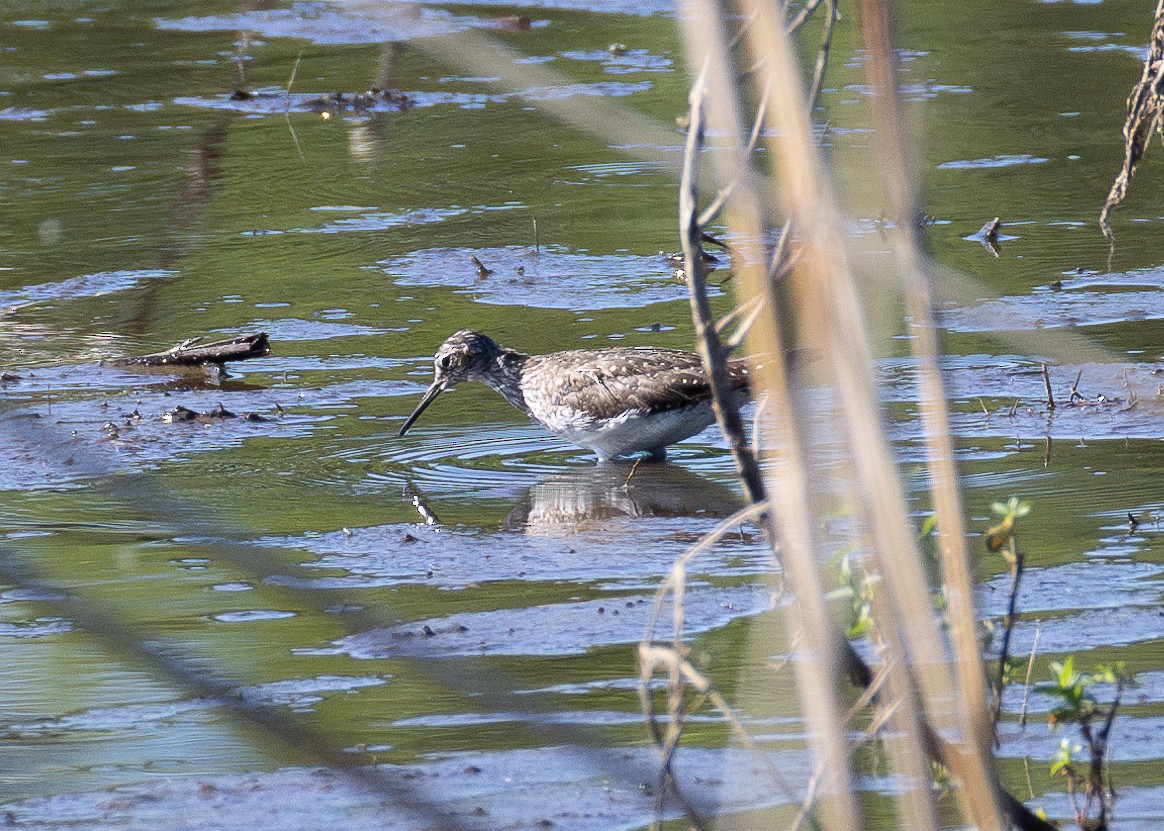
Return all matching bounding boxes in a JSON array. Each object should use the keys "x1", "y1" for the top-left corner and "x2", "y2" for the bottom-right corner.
[
  {"x1": 162, "y1": 406, "x2": 201, "y2": 424},
  {"x1": 975, "y1": 216, "x2": 1002, "y2": 256},
  {"x1": 471, "y1": 255, "x2": 494, "y2": 279},
  {"x1": 162, "y1": 403, "x2": 246, "y2": 424},
  {"x1": 108, "y1": 333, "x2": 270, "y2": 369}
]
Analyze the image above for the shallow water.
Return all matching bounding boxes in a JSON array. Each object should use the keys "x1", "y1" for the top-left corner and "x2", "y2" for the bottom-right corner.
[{"x1": 1, "y1": 0, "x2": 1163, "y2": 828}]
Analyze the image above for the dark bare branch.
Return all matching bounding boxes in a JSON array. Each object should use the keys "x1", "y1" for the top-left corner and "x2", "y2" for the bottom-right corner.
[
  {"x1": 680, "y1": 68, "x2": 767, "y2": 504},
  {"x1": 108, "y1": 332, "x2": 270, "y2": 367},
  {"x1": 1100, "y1": 0, "x2": 1164, "y2": 240}
]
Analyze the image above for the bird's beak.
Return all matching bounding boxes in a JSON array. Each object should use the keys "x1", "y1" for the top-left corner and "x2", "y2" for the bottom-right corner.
[{"x1": 398, "y1": 378, "x2": 448, "y2": 436}]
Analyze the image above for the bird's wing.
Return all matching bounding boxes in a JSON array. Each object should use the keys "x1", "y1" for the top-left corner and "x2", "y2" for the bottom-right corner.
[{"x1": 525, "y1": 349, "x2": 750, "y2": 421}]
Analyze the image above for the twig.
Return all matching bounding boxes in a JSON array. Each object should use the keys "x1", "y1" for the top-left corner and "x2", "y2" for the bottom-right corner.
[
  {"x1": 722, "y1": 296, "x2": 768, "y2": 351},
  {"x1": 979, "y1": 216, "x2": 1001, "y2": 243},
  {"x1": 1069, "y1": 368, "x2": 1086, "y2": 403},
  {"x1": 697, "y1": 77, "x2": 770, "y2": 227},
  {"x1": 639, "y1": 644, "x2": 816, "y2": 830},
  {"x1": 978, "y1": 225, "x2": 1001, "y2": 256},
  {"x1": 789, "y1": 663, "x2": 895, "y2": 831},
  {"x1": 1100, "y1": 0, "x2": 1164, "y2": 240},
  {"x1": 700, "y1": 0, "x2": 833, "y2": 230},
  {"x1": 804, "y1": 0, "x2": 839, "y2": 116},
  {"x1": 623, "y1": 456, "x2": 644, "y2": 488},
  {"x1": 750, "y1": 392, "x2": 768, "y2": 456},
  {"x1": 641, "y1": 501, "x2": 771, "y2": 646},
  {"x1": 1100, "y1": 687, "x2": 1124, "y2": 818},
  {"x1": 285, "y1": 51, "x2": 302, "y2": 112},
  {"x1": 639, "y1": 499, "x2": 791, "y2": 830},
  {"x1": 679, "y1": 67, "x2": 767, "y2": 504},
  {"x1": 1018, "y1": 623, "x2": 1041, "y2": 728},
  {"x1": 768, "y1": 216, "x2": 797, "y2": 282},
  {"x1": 283, "y1": 52, "x2": 305, "y2": 160},
  {"x1": 992, "y1": 534, "x2": 1025, "y2": 733},
  {"x1": 715, "y1": 295, "x2": 764, "y2": 337},
  {"x1": 785, "y1": 0, "x2": 828, "y2": 34},
  {"x1": 470, "y1": 255, "x2": 493, "y2": 278},
  {"x1": 1041, "y1": 363, "x2": 1055, "y2": 410},
  {"x1": 405, "y1": 481, "x2": 441, "y2": 526},
  {"x1": 726, "y1": 9, "x2": 758, "y2": 52}
]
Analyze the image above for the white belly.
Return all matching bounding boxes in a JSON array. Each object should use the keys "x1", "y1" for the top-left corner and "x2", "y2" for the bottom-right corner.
[{"x1": 536, "y1": 404, "x2": 719, "y2": 461}]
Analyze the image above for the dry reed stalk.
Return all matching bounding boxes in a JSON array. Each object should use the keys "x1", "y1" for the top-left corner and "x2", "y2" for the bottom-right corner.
[
  {"x1": 674, "y1": 1, "x2": 866, "y2": 828},
  {"x1": 1019, "y1": 624, "x2": 1042, "y2": 729},
  {"x1": 667, "y1": 0, "x2": 1057, "y2": 826},
  {"x1": 855, "y1": 0, "x2": 1004, "y2": 826},
  {"x1": 728, "y1": 3, "x2": 916, "y2": 826},
  {"x1": 785, "y1": 0, "x2": 829, "y2": 32},
  {"x1": 745, "y1": 0, "x2": 1026, "y2": 815}
]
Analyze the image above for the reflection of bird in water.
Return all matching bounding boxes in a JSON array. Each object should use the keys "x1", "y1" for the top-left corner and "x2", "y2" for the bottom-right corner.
[
  {"x1": 502, "y1": 463, "x2": 745, "y2": 536},
  {"x1": 398, "y1": 330, "x2": 750, "y2": 462}
]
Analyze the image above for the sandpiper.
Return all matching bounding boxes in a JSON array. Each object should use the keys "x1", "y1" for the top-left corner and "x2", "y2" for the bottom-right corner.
[{"x1": 398, "y1": 330, "x2": 750, "y2": 461}]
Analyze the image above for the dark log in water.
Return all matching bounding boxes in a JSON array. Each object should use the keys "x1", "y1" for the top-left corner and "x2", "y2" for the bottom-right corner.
[{"x1": 108, "y1": 333, "x2": 270, "y2": 368}]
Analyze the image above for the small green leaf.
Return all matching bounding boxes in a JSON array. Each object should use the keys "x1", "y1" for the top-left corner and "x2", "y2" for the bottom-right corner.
[{"x1": 1049, "y1": 738, "x2": 1078, "y2": 777}]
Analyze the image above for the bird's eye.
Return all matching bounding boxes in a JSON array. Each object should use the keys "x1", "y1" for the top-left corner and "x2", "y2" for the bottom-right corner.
[{"x1": 438, "y1": 355, "x2": 452, "y2": 370}]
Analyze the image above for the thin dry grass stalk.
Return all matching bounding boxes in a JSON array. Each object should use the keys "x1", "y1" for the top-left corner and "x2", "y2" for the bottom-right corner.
[
  {"x1": 655, "y1": 0, "x2": 1061, "y2": 827},
  {"x1": 640, "y1": 641, "x2": 810, "y2": 830},
  {"x1": 2, "y1": 415, "x2": 683, "y2": 826},
  {"x1": 856, "y1": 0, "x2": 1004, "y2": 826},
  {"x1": 674, "y1": 0, "x2": 867, "y2": 827},
  {"x1": 1100, "y1": 0, "x2": 1164, "y2": 240},
  {"x1": 0, "y1": 544, "x2": 469, "y2": 831},
  {"x1": 638, "y1": 501, "x2": 807, "y2": 828}
]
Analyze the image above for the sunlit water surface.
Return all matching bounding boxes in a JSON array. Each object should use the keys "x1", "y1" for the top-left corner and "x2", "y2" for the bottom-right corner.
[{"x1": 1, "y1": 0, "x2": 1163, "y2": 828}]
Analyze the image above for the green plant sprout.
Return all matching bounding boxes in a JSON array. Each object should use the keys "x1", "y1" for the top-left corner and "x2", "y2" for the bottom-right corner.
[
  {"x1": 984, "y1": 496, "x2": 1031, "y2": 560},
  {"x1": 825, "y1": 552, "x2": 878, "y2": 639},
  {"x1": 985, "y1": 497, "x2": 1031, "y2": 729},
  {"x1": 1037, "y1": 658, "x2": 1127, "y2": 831}
]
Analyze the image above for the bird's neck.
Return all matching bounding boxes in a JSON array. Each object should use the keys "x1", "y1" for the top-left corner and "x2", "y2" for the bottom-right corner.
[{"x1": 481, "y1": 348, "x2": 530, "y2": 412}]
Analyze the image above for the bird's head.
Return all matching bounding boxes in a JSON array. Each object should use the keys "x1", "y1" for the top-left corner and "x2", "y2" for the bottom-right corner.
[{"x1": 398, "y1": 330, "x2": 502, "y2": 436}]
